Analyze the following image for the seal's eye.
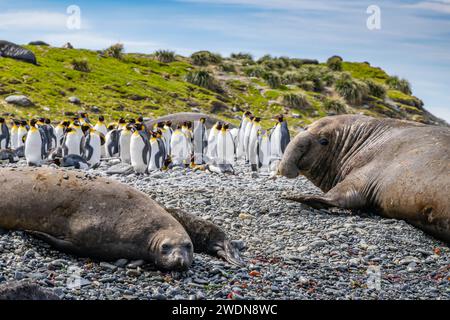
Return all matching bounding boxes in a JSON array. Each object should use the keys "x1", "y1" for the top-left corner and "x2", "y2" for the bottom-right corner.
[
  {"x1": 319, "y1": 138, "x2": 329, "y2": 146},
  {"x1": 183, "y1": 243, "x2": 192, "y2": 251},
  {"x1": 161, "y1": 243, "x2": 172, "y2": 254}
]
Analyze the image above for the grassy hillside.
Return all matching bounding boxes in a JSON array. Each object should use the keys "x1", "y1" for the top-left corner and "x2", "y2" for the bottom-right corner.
[{"x1": 0, "y1": 44, "x2": 446, "y2": 130}]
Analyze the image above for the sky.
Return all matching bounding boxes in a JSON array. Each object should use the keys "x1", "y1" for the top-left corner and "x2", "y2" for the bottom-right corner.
[{"x1": 0, "y1": 0, "x2": 449, "y2": 122}]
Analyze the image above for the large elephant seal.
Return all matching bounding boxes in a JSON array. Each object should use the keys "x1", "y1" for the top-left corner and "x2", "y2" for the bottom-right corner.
[
  {"x1": 0, "y1": 167, "x2": 242, "y2": 270},
  {"x1": 279, "y1": 115, "x2": 450, "y2": 242}
]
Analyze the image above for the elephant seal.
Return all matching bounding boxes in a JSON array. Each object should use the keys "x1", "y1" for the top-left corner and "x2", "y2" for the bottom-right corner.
[
  {"x1": 0, "y1": 167, "x2": 243, "y2": 270},
  {"x1": 279, "y1": 115, "x2": 450, "y2": 242}
]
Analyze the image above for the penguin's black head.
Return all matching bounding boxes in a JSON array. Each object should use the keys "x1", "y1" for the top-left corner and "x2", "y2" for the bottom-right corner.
[
  {"x1": 128, "y1": 118, "x2": 136, "y2": 124},
  {"x1": 176, "y1": 124, "x2": 182, "y2": 130},
  {"x1": 21, "y1": 120, "x2": 27, "y2": 126},
  {"x1": 118, "y1": 118, "x2": 126, "y2": 124},
  {"x1": 0, "y1": 117, "x2": 4, "y2": 123},
  {"x1": 107, "y1": 124, "x2": 115, "y2": 131},
  {"x1": 244, "y1": 111, "x2": 252, "y2": 116},
  {"x1": 137, "y1": 116, "x2": 144, "y2": 123},
  {"x1": 223, "y1": 123, "x2": 230, "y2": 130},
  {"x1": 81, "y1": 124, "x2": 91, "y2": 133},
  {"x1": 98, "y1": 116, "x2": 105, "y2": 122},
  {"x1": 38, "y1": 117, "x2": 45, "y2": 123},
  {"x1": 165, "y1": 121, "x2": 172, "y2": 127},
  {"x1": 45, "y1": 118, "x2": 51, "y2": 125},
  {"x1": 276, "y1": 115, "x2": 284, "y2": 122},
  {"x1": 65, "y1": 127, "x2": 74, "y2": 133},
  {"x1": 30, "y1": 119, "x2": 38, "y2": 126},
  {"x1": 73, "y1": 120, "x2": 81, "y2": 126},
  {"x1": 62, "y1": 121, "x2": 70, "y2": 127},
  {"x1": 216, "y1": 123, "x2": 223, "y2": 130},
  {"x1": 150, "y1": 229, "x2": 193, "y2": 271},
  {"x1": 249, "y1": 115, "x2": 255, "y2": 121},
  {"x1": 157, "y1": 122, "x2": 164, "y2": 128},
  {"x1": 255, "y1": 117, "x2": 261, "y2": 122}
]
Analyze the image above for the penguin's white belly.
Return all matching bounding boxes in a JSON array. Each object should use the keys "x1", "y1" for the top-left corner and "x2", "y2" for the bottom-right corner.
[
  {"x1": 148, "y1": 141, "x2": 160, "y2": 171},
  {"x1": 119, "y1": 134, "x2": 132, "y2": 164},
  {"x1": 87, "y1": 135, "x2": 101, "y2": 166},
  {"x1": 55, "y1": 127, "x2": 64, "y2": 148},
  {"x1": 130, "y1": 136, "x2": 148, "y2": 173},
  {"x1": 65, "y1": 135, "x2": 81, "y2": 156},
  {"x1": 270, "y1": 126, "x2": 282, "y2": 159},
  {"x1": 17, "y1": 130, "x2": 27, "y2": 148},
  {"x1": 10, "y1": 130, "x2": 18, "y2": 149},
  {"x1": 25, "y1": 132, "x2": 42, "y2": 165},
  {"x1": 217, "y1": 133, "x2": 234, "y2": 165},
  {"x1": 170, "y1": 134, "x2": 188, "y2": 166}
]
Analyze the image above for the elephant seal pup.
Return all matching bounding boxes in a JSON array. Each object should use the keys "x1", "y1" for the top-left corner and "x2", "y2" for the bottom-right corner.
[
  {"x1": 279, "y1": 115, "x2": 450, "y2": 242},
  {"x1": 0, "y1": 167, "x2": 243, "y2": 270}
]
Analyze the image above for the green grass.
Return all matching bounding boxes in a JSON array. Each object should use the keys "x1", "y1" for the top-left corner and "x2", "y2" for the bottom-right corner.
[{"x1": 0, "y1": 45, "x2": 440, "y2": 131}]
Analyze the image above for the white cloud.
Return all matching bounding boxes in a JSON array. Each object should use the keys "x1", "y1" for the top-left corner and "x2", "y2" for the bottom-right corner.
[
  {"x1": 407, "y1": 1, "x2": 450, "y2": 14},
  {"x1": 177, "y1": 0, "x2": 358, "y2": 12},
  {"x1": 0, "y1": 10, "x2": 89, "y2": 31}
]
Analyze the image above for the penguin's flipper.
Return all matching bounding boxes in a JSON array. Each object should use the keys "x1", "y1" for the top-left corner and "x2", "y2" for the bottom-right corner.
[
  {"x1": 26, "y1": 230, "x2": 80, "y2": 255},
  {"x1": 166, "y1": 208, "x2": 245, "y2": 267}
]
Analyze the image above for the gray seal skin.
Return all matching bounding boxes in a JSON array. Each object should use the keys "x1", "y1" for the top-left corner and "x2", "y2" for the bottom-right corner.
[
  {"x1": 279, "y1": 115, "x2": 450, "y2": 242},
  {"x1": 0, "y1": 167, "x2": 243, "y2": 270}
]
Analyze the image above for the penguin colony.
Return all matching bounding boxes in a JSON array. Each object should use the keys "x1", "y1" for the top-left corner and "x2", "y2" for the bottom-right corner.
[{"x1": 0, "y1": 111, "x2": 290, "y2": 175}]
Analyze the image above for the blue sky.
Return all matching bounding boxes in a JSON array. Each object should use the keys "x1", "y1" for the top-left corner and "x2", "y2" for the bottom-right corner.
[{"x1": 1, "y1": 0, "x2": 449, "y2": 122}]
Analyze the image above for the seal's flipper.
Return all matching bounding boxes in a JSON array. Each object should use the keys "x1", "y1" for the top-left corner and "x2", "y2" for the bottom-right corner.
[
  {"x1": 281, "y1": 193, "x2": 337, "y2": 209},
  {"x1": 212, "y1": 240, "x2": 244, "y2": 267},
  {"x1": 26, "y1": 230, "x2": 79, "y2": 254},
  {"x1": 166, "y1": 208, "x2": 245, "y2": 266}
]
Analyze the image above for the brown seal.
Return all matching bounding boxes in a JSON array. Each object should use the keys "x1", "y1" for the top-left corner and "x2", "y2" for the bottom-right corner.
[
  {"x1": 278, "y1": 115, "x2": 450, "y2": 242},
  {"x1": 0, "y1": 167, "x2": 243, "y2": 270}
]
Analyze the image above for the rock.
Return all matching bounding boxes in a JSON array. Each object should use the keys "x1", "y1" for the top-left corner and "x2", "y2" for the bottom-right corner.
[
  {"x1": 90, "y1": 106, "x2": 101, "y2": 113},
  {"x1": 68, "y1": 96, "x2": 81, "y2": 105},
  {"x1": 127, "y1": 260, "x2": 145, "y2": 269},
  {"x1": 5, "y1": 95, "x2": 33, "y2": 107},
  {"x1": 0, "y1": 40, "x2": 37, "y2": 64},
  {"x1": 238, "y1": 213, "x2": 253, "y2": 220},
  {"x1": 398, "y1": 256, "x2": 421, "y2": 265},
  {"x1": 126, "y1": 269, "x2": 141, "y2": 277},
  {"x1": 28, "y1": 41, "x2": 50, "y2": 46},
  {"x1": 0, "y1": 281, "x2": 60, "y2": 300},
  {"x1": 99, "y1": 262, "x2": 118, "y2": 272},
  {"x1": 62, "y1": 42, "x2": 74, "y2": 49},
  {"x1": 114, "y1": 259, "x2": 129, "y2": 268},
  {"x1": 106, "y1": 163, "x2": 134, "y2": 175}
]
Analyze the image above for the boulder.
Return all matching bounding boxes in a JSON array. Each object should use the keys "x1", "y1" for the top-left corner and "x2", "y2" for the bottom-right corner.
[
  {"x1": 0, "y1": 40, "x2": 37, "y2": 65},
  {"x1": 5, "y1": 95, "x2": 33, "y2": 107},
  {"x1": 63, "y1": 42, "x2": 74, "y2": 49},
  {"x1": 28, "y1": 41, "x2": 50, "y2": 46},
  {"x1": 68, "y1": 96, "x2": 81, "y2": 105}
]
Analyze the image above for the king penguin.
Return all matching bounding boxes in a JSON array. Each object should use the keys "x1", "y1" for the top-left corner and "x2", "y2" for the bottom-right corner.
[
  {"x1": 269, "y1": 115, "x2": 290, "y2": 163},
  {"x1": 236, "y1": 111, "x2": 252, "y2": 160},
  {"x1": 130, "y1": 123, "x2": 150, "y2": 174},
  {"x1": 206, "y1": 122, "x2": 222, "y2": 163},
  {"x1": 248, "y1": 117, "x2": 262, "y2": 172},
  {"x1": 216, "y1": 123, "x2": 235, "y2": 165},
  {"x1": 105, "y1": 124, "x2": 120, "y2": 157},
  {"x1": 83, "y1": 128, "x2": 103, "y2": 168},
  {"x1": 170, "y1": 125, "x2": 190, "y2": 167},
  {"x1": 148, "y1": 130, "x2": 167, "y2": 171},
  {"x1": 55, "y1": 120, "x2": 69, "y2": 148},
  {"x1": 24, "y1": 119, "x2": 45, "y2": 166},
  {"x1": 17, "y1": 120, "x2": 29, "y2": 149},
  {"x1": 10, "y1": 119, "x2": 19, "y2": 150},
  {"x1": 119, "y1": 123, "x2": 133, "y2": 164},
  {"x1": 258, "y1": 130, "x2": 271, "y2": 174},
  {"x1": 193, "y1": 117, "x2": 208, "y2": 165},
  {"x1": 243, "y1": 115, "x2": 255, "y2": 162},
  {"x1": 0, "y1": 117, "x2": 10, "y2": 149},
  {"x1": 62, "y1": 127, "x2": 83, "y2": 156}
]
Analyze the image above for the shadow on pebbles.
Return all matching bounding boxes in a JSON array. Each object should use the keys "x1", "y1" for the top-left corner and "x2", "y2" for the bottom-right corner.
[{"x1": 0, "y1": 159, "x2": 449, "y2": 300}]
